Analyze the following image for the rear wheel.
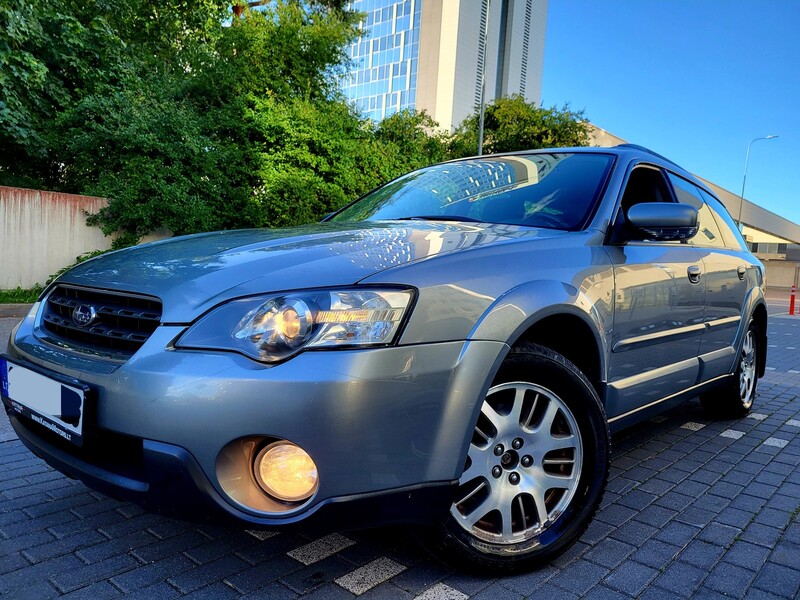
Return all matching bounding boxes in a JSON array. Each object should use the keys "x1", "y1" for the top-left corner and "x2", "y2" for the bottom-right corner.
[
  {"x1": 429, "y1": 343, "x2": 609, "y2": 573},
  {"x1": 701, "y1": 321, "x2": 759, "y2": 419}
]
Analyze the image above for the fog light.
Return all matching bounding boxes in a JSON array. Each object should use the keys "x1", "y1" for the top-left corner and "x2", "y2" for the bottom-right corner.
[{"x1": 254, "y1": 442, "x2": 318, "y2": 502}]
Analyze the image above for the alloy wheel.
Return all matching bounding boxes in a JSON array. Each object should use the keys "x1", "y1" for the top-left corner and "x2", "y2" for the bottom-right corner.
[
  {"x1": 739, "y1": 329, "x2": 757, "y2": 408},
  {"x1": 450, "y1": 382, "x2": 583, "y2": 544}
]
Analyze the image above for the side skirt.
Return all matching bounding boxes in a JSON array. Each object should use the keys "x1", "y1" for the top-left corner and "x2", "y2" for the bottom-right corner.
[{"x1": 604, "y1": 374, "x2": 733, "y2": 433}]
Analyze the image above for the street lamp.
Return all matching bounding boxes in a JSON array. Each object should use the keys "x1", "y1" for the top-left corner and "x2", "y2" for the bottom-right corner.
[
  {"x1": 737, "y1": 135, "x2": 778, "y2": 228},
  {"x1": 477, "y1": 0, "x2": 492, "y2": 156}
]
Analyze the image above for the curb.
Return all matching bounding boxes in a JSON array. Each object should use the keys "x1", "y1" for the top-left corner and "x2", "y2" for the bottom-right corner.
[{"x1": 0, "y1": 304, "x2": 32, "y2": 318}]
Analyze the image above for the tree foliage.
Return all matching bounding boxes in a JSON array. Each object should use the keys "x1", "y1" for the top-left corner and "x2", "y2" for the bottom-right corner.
[
  {"x1": 449, "y1": 95, "x2": 591, "y2": 158},
  {"x1": 59, "y1": 76, "x2": 260, "y2": 247},
  {"x1": 0, "y1": 0, "x2": 124, "y2": 185},
  {"x1": 375, "y1": 110, "x2": 449, "y2": 171},
  {"x1": 213, "y1": 2, "x2": 360, "y2": 102},
  {"x1": 1, "y1": 2, "x2": 591, "y2": 247}
]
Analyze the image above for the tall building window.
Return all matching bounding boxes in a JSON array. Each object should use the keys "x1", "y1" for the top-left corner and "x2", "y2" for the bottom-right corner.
[
  {"x1": 341, "y1": 0, "x2": 421, "y2": 122},
  {"x1": 340, "y1": 0, "x2": 547, "y2": 130}
]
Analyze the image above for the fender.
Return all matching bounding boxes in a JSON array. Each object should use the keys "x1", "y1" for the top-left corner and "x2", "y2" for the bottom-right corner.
[
  {"x1": 447, "y1": 280, "x2": 612, "y2": 480},
  {"x1": 467, "y1": 279, "x2": 611, "y2": 380},
  {"x1": 735, "y1": 285, "x2": 768, "y2": 378}
]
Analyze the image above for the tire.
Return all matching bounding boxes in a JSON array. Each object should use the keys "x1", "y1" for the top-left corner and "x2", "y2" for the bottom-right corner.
[
  {"x1": 701, "y1": 321, "x2": 759, "y2": 419},
  {"x1": 427, "y1": 343, "x2": 610, "y2": 573}
]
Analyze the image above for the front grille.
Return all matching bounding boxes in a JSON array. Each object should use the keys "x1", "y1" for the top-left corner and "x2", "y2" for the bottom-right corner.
[{"x1": 40, "y1": 285, "x2": 162, "y2": 356}]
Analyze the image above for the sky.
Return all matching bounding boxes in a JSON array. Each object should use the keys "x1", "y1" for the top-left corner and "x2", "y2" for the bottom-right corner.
[{"x1": 541, "y1": 0, "x2": 800, "y2": 226}]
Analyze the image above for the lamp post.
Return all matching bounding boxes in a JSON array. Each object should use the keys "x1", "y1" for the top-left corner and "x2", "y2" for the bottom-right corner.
[
  {"x1": 477, "y1": 0, "x2": 491, "y2": 156},
  {"x1": 737, "y1": 135, "x2": 778, "y2": 228}
]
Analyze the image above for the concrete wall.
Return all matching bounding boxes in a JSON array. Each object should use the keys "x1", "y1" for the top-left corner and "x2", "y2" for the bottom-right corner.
[
  {"x1": 417, "y1": 0, "x2": 547, "y2": 131},
  {"x1": 764, "y1": 261, "x2": 800, "y2": 290},
  {"x1": 1, "y1": 186, "x2": 112, "y2": 289}
]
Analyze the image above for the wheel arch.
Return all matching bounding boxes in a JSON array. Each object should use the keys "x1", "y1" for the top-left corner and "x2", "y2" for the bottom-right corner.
[
  {"x1": 514, "y1": 314, "x2": 604, "y2": 396},
  {"x1": 467, "y1": 279, "x2": 609, "y2": 396},
  {"x1": 751, "y1": 300, "x2": 767, "y2": 378},
  {"x1": 441, "y1": 280, "x2": 611, "y2": 486}
]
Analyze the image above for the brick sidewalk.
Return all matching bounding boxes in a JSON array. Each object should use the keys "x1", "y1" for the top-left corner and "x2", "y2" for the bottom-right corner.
[{"x1": 1, "y1": 318, "x2": 798, "y2": 599}]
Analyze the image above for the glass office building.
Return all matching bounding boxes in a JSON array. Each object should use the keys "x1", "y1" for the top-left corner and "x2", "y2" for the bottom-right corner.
[
  {"x1": 341, "y1": 0, "x2": 547, "y2": 131},
  {"x1": 342, "y1": 0, "x2": 422, "y2": 122}
]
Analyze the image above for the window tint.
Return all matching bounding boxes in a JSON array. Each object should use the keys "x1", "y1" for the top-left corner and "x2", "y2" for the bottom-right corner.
[
  {"x1": 614, "y1": 166, "x2": 678, "y2": 244},
  {"x1": 696, "y1": 189, "x2": 748, "y2": 250},
  {"x1": 619, "y1": 166, "x2": 673, "y2": 215},
  {"x1": 666, "y1": 173, "x2": 725, "y2": 248}
]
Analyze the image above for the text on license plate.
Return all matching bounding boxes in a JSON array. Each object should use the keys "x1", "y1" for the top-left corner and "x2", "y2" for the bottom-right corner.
[{"x1": 0, "y1": 357, "x2": 86, "y2": 446}]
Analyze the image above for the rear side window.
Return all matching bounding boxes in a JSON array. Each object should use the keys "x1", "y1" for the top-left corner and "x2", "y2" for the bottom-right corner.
[
  {"x1": 696, "y1": 189, "x2": 748, "y2": 251},
  {"x1": 666, "y1": 173, "x2": 725, "y2": 248}
]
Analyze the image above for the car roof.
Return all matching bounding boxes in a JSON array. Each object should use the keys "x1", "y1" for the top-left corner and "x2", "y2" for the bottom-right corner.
[{"x1": 455, "y1": 144, "x2": 715, "y2": 199}]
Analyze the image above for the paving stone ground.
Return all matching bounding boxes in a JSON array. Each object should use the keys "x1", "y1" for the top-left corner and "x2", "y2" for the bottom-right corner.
[{"x1": 1, "y1": 304, "x2": 799, "y2": 599}]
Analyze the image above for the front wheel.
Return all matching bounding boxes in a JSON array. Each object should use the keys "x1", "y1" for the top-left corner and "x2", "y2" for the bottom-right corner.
[
  {"x1": 701, "y1": 321, "x2": 759, "y2": 419},
  {"x1": 428, "y1": 343, "x2": 610, "y2": 573}
]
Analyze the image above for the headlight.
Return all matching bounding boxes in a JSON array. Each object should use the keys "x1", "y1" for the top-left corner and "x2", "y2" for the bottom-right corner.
[{"x1": 176, "y1": 288, "x2": 414, "y2": 362}]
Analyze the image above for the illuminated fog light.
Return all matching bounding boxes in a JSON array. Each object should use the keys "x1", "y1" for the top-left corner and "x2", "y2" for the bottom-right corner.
[{"x1": 254, "y1": 442, "x2": 318, "y2": 502}]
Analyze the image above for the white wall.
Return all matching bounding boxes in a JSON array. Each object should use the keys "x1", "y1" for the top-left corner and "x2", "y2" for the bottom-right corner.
[
  {"x1": 1, "y1": 186, "x2": 112, "y2": 289},
  {"x1": 764, "y1": 261, "x2": 799, "y2": 290}
]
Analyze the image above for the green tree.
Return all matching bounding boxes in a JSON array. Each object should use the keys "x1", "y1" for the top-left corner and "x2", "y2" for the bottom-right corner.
[
  {"x1": 0, "y1": 0, "x2": 228, "y2": 189},
  {"x1": 22, "y1": 0, "x2": 367, "y2": 245},
  {"x1": 374, "y1": 110, "x2": 449, "y2": 173},
  {"x1": 1, "y1": 0, "x2": 518, "y2": 249},
  {"x1": 249, "y1": 104, "x2": 454, "y2": 228},
  {"x1": 449, "y1": 95, "x2": 591, "y2": 158},
  {"x1": 217, "y1": 1, "x2": 360, "y2": 102},
  {"x1": 249, "y1": 97, "x2": 384, "y2": 227},
  {"x1": 0, "y1": 0, "x2": 125, "y2": 187},
  {"x1": 56, "y1": 2, "x2": 454, "y2": 243},
  {"x1": 58, "y1": 75, "x2": 260, "y2": 248}
]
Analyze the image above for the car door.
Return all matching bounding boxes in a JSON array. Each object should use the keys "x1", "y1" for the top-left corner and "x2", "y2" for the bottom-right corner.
[
  {"x1": 605, "y1": 164, "x2": 706, "y2": 419},
  {"x1": 691, "y1": 184, "x2": 758, "y2": 379}
]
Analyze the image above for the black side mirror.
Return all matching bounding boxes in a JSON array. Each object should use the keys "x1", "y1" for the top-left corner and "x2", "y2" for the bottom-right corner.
[{"x1": 626, "y1": 203, "x2": 698, "y2": 241}]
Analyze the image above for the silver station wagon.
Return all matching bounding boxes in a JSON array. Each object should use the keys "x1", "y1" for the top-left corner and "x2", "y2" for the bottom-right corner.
[{"x1": 2, "y1": 145, "x2": 766, "y2": 572}]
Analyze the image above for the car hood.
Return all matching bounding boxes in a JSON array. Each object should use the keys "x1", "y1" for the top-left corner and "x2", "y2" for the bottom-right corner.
[{"x1": 56, "y1": 221, "x2": 561, "y2": 322}]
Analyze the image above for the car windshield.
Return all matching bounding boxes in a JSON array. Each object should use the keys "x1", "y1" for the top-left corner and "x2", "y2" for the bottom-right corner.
[{"x1": 330, "y1": 152, "x2": 615, "y2": 230}]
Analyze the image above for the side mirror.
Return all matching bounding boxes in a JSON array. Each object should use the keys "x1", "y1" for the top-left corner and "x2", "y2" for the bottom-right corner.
[{"x1": 626, "y1": 203, "x2": 698, "y2": 241}]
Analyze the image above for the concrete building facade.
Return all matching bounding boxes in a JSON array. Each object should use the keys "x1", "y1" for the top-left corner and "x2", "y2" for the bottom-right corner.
[{"x1": 341, "y1": 0, "x2": 548, "y2": 130}]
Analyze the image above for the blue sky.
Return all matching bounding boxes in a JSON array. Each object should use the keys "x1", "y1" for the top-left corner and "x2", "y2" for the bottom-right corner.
[{"x1": 542, "y1": 0, "x2": 800, "y2": 226}]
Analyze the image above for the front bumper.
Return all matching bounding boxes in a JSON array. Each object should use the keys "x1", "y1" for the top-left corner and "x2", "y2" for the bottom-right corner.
[
  {"x1": 8, "y1": 412, "x2": 456, "y2": 528},
  {"x1": 6, "y1": 315, "x2": 506, "y2": 526}
]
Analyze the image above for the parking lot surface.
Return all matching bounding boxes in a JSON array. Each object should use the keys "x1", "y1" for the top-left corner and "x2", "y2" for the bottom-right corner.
[{"x1": 1, "y1": 304, "x2": 799, "y2": 599}]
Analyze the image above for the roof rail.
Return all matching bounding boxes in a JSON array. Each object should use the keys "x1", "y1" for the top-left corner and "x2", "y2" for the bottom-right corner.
[{"x1": 616, "y1": 143, "x2": 683, "y2": 169}]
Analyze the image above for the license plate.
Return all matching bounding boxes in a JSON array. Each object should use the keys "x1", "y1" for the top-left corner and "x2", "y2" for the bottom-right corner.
[{"x1": 1, "y1": 356, "x2": 90, "y2": 447}]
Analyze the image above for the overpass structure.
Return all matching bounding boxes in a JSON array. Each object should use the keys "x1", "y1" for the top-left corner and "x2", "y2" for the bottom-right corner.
[
  {"x1": 590, "y1": 126, "x2": 800, "y2": 288},
  {"x1": 591, "y1": 126, "x2": 800, "y2": 243},
  {"x1": 697, "y1": 176, "x2": 800, "y2": 245}
]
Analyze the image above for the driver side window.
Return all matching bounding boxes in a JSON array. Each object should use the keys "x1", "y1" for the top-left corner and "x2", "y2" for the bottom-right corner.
[
  {"x1": 614, "y1": 166, "x2": 674, "y2": 241},
  {"x1": 619, "y1": 166, "x2": 673, "y2": 215}
]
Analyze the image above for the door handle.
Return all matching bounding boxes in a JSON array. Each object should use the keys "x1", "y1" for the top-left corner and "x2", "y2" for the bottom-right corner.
[
  {"x1": 737, "y1": 265, "x2": 747, "y2": 280},
  {"x1": 687, "y1": 265, "x2": 702, "y2": 284}
]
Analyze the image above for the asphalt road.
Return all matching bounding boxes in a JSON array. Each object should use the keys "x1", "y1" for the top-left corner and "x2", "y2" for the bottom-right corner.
[
  {"x1": 0, "y1": 317, "x2": 19, "y2": 354},
  {"x1": 0, "y1": 312, "x2": 22, "y2": 443},
  {"x1": 1, "y1": 298, "x2": 798, "y2": 598}
]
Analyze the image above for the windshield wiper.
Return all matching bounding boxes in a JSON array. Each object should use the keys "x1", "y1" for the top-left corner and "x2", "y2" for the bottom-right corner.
[{"x1": 393, "y1": 215, "x2": 483, "y2": 223}]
